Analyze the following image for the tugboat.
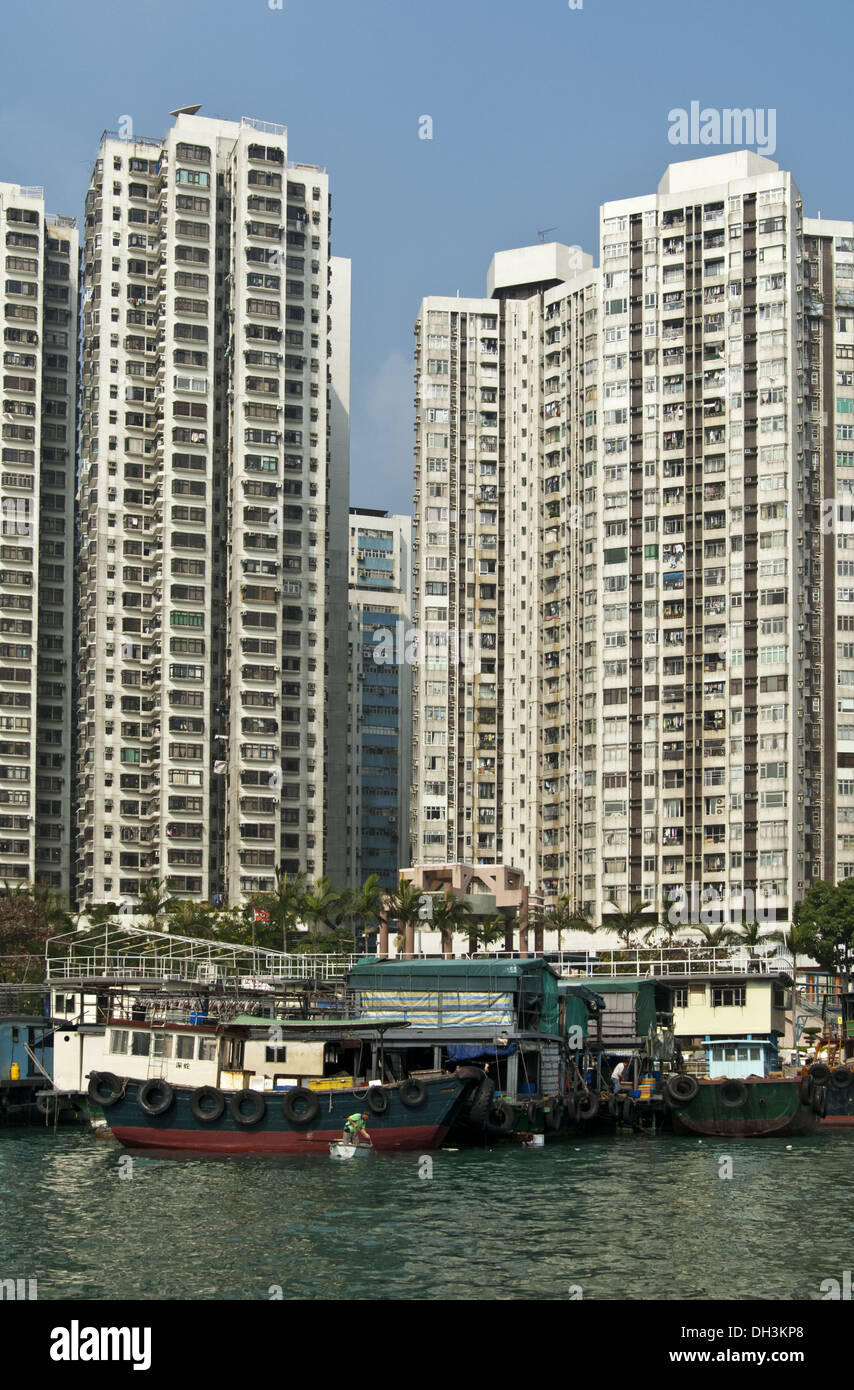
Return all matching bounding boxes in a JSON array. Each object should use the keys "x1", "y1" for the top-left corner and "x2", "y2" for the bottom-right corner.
[{"x1": 664, "y1": 1072, "x2": 821, "y2": 1137}]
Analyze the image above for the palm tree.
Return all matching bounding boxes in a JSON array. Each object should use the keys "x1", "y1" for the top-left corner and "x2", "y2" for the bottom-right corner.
[
  {"x1": 263, "y1": 866, "x2": 308, "y2": 952},
  {"x1": 603, "y1": 897, "x2": 656, "y2": 949},
  {"x1": 643, "y1": 916, "x2": 683, "y2": 949},
  {"x1": 431, "y1": 891, "x2": 474, "y2": 958},
  {"x1": 539, "y1": 896, "x2": 594, "y2": 953},
  {"x1": 689, "y1": 923, "x2": 738, "y2": 952},
  {"x1": 136, "y1": 878, "x2": 173, "y2": 932},
  {"x1": 469, "y1": 913, "x2": 509, "y2": 956},
  {"x1": 342, "y1": 874, "x2": 384, "y2": 952},
  {"x1": 301, "y1": 876, "x2": 344, "y2": 949},
  {"x1": 384, "y1": 878, "x2": 424, "y2": 954},
  {"x1": 164, "y1": 899, "x2": 218, "y2": 939},
  {"x1": 728, "y1": 920, "x2": 778, "y2": 968}
]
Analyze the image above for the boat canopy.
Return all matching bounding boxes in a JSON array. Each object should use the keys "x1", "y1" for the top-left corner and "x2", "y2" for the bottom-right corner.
[{"x1": 348, "y1": 959, "x2": 560, "y2": 1035}]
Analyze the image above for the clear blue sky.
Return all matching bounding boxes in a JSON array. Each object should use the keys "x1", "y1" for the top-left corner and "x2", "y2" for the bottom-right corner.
[{"x1": 1, "y1": 0, "x2": 849, "y2": 514}]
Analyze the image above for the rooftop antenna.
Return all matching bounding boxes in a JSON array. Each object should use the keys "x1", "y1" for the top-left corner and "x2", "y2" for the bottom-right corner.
[
  {"x1": 170, "y1": 104, "x2": 202, "y2": 117},
  {"x1": 537, "y1": 227, "x2": 557, "y2": 243}
]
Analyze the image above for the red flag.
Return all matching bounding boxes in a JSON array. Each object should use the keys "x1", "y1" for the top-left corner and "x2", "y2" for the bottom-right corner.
[{"x1": 253, "y1": 908, "x2": 270, "y2": 923}]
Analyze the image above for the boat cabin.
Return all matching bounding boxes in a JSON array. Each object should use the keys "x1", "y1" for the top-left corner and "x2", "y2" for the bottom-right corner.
[{"x1": 346, "y1": 958, "x2": 597, "y2": 1100}]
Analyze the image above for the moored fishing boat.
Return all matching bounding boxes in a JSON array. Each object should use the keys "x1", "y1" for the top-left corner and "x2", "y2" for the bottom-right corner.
[
  {"x1": 665, "y1": 1074, "x2": 820, "y2": 1137},
  {"x1": 89, "y1": 1067, "x2": 477, "y2": 1155}
]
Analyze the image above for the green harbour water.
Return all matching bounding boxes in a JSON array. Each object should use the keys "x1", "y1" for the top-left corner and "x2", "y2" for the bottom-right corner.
[{"x1": 2, "y1": 1127, "x2": 852, "y2": 1301}]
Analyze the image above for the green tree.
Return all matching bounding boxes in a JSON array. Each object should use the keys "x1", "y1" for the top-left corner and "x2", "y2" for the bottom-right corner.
[
  {"x1": 539, "y1": 896, "x2": 594, "y2": 952},
  {"x1": 301, "y1": 876, "x2": 345, "y2": 948},
  {"x1": 344, "y1": 874, "x2": 384, "y2": 952},
  {"x1": 258, "y1": 867, "x2": 308, "y2": 952},
  {"x1": 432, "y1": 891, "x2": 474, "y2": 958},
  {"x1": 164, "y1": 898, "x2": 219, "y2": 939},
  {"x1": 384, "y1": 878, "x2": 423, "y2": 953},
  {"x1": 136, "y1": 878, "x2": 173, "y2": 932},
  {"x1": 728, "y1": 919, "x2": 779, "y2": 966},
  {"x1": 643, "y1": 916, "x2": 683, "y2": 948},
  {"x1": 689, "y1": 923, "x2": 738, "y2": 951},
  {"x1": 603, "y1": 897, "x2": 656, "y2": 949},
  {"x1": 469, "y1": 913, "x2": 510, "y2": 955},
  {"x1": 793, "y1": 879, "x2": 854, "y2": 992},
  {"x1": 0, "y1": 884, "x2": 67, "y2": 982}
]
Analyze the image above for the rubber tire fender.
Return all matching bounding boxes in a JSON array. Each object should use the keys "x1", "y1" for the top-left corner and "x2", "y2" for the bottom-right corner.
[
  {"x1": 527, "y1": 1100, "x2": 545, "y2": 1130},
  {"x1": 189, "y1": 1086, "x2": 225, "y2": 1124},
  {"x1": 398, "y1": 1078, "x2": 428, "y2": 1108},
  {"x1": 230, "y1": 1089, "x2": 266, "y2": 1126},
  {"x1": 562, "y1": 1094, "x2": 578, "y2": 1124},
  {"x1": 366, "y1": 1086, "x2": 389, "y2": 1115},
  {"x1": 138, "y1": 1079, "x2": 175, "y2": 1117},
  {"x1": 88, "y1": 1071, "x2": 123, "y2": 1108},
  {"x1": 813, "y1": 1083, "x2": 827, "y2": 1119},
  {"x1": 485, "y1": 1100, "x2": 515, "y2": 1134},
  {"x1": 808, "y1": 1062, "x2": 831, "y2": 1085},
  {"x1": 665, "y1": 1073, "x2": 700, "y2": 1106},
  {"x1": 799, "y1": 1075, "x2": 814, "y2": 1105},
  {"x1": 718, "y1": 1080, "x2": 749, "y2": 1110},
  {"x1": 467, "y1": 1072, "x2": 495, "y2": 1126},
  {"x1": 282, "y1": 1086, "x2": 319, "y2": 1125},
  {"x1": 546, "y1": 1096, "x2": 563, "y2": 1132},
  {"x1": 830, "y1": 1066, "x2": 852, "y2": 1091},
  {"x1": 622, "y1": 1095, "x2": 637, "y2": 1126},
  {"x1": 577, "y1": 1092, "x2": 599, "y2": 1121}
]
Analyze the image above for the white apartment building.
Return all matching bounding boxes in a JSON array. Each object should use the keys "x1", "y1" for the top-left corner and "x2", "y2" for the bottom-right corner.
[
  {"x1": 0, "y1": 182, "x2": 77, "y2": 895},
  {"x1": 411, "y1": 244, "x2": 592, "y2": 872},
  {"x1": 346, "y1": 507, "x2": 412, "y2": 888},
  {"x1": 412, "y1": 151, "x2": 854, "y2": 933},
  {"x1": 75, "y1": 113, "x2": 349, "y2": 908}
]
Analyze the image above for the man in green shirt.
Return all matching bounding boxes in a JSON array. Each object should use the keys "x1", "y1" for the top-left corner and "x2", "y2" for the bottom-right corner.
[{"x1": 343, "y1": 1112, "x2": 372, "y2": 1146}]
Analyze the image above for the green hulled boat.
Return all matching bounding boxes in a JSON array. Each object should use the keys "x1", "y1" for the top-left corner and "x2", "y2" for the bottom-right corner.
[{"x1": 668, "y1": 1075, "x2": 819, "y2": 1138}]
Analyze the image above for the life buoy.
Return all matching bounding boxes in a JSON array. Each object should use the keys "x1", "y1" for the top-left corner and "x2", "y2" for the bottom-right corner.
[
  {"x1": 398, "y1": 1078, "x2": 427, "y2": 1108},
  {"x1": 88, "y1": 1072, "x2": 123, "y2": 1108},
  {"x1": 189, "y1": 1086, "x2": 225, "y2": 1123},
  {"x1": 282, "y1": 1086, "x2": 319, "y2": 1125},
  {"x1": 831, "y1": 1066, "x2": 852, "y2": 1091},
  {"x1": 665, "y1": 1073, "x2": 699, "y2": 1106},
  {"x1": 230, "y1": 1089, "x2": 266, "y2": 1126},
  {"x1": 138, "y1": 1079, "x2": 174, "y2": 1117},
  {"x1": 485, "y1": 1100, "x2": 515, "y2": 1134},
  {"x1": 366, "y1": 1086, "x2": 389, "y2": 1115},
  {"x1": 576, "y1": 1092, "x2": 599, "y2": 1121},
  {"x1": 718, "y1": 1080, "x2": 748, "y2": 1110}
]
